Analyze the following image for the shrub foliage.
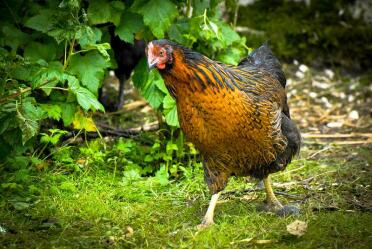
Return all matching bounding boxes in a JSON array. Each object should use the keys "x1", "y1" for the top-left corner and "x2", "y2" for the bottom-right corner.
[{"x1": 0, "y1": 0, "x2": 246, "y2": 160}]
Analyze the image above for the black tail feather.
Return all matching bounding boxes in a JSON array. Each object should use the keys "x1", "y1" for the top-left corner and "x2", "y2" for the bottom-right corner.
[{"x1": 239, "y1": 43, "x2": 286, "y2": 88}]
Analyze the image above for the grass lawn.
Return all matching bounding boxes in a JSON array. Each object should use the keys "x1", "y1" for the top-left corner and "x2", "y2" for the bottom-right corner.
[{"x1": 1, "y1": 142, "x2": 371, "y2": 249}]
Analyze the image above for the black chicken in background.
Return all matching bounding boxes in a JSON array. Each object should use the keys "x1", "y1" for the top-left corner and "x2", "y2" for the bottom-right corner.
[{"x1": 98, "y1": 27, "x2": 145, "y2": 111}]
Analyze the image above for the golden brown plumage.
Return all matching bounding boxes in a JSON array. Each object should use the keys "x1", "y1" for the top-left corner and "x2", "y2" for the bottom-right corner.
[{"x1": 146, "y1": 40, "x2": 301, "y2": 227}]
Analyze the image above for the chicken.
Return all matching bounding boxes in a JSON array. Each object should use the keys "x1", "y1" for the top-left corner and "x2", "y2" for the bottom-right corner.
[{"x1": 146, "y1": 39, "x2": 301, "y2": 228}]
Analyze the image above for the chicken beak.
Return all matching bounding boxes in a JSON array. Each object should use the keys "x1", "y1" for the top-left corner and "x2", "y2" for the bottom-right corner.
[
  {"x1": 148, "y1": 59, "x2": 157, "y2": 70},
  {"x1": 147, "y1": 49, "x2": 158, "y2": 70}
]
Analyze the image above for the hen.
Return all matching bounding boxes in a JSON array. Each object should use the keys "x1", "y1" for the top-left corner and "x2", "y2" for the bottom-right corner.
[{"x1": 146, "y1": 40, "x2": 301, "y2": 228}]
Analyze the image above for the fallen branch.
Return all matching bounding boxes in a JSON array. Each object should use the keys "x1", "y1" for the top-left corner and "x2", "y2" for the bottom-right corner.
[
  {"x1": 302, "y1": 133, "x2": 372, "y2": 139},
  {"x1": 303, "y1": 140, "x2": 372, "y2": 145},
  {"x1": 64, "y1": 121, "x2": 159, "y2": 140},
  {"x1": 222, "y1": 187, "x2": 304, "y2": 200}
]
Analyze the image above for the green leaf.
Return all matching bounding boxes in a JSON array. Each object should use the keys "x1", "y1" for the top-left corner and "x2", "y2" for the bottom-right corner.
[
  {"x1": 132, "y1": 59, "x2": 149, "y2": 89},
  {"x1": 68, "y1": 51, "x2": 110, "y2": 94},
  {"x1": 154, "y1": 73, "x2": 169, "y2": 94},
  {"x1": 219, "y1": 22, "x2": 241, "y2": 47},
  {"x1": 24, "y1": 41, "x2": 57, "y2": 62},
  {"x1": 163, "y1": 95, "x2": 179, "y2": 127},
  {"x1": 132, "y1": 60, "x2": 166, "y2": 109},
  {"x1": 143, "y1": 71, "x2": 166, "y2": 109},
  {"x1": 154, "y1": 165, "x2": 169, "y2": 186},
  {"x1": 162, "y1": 94, "x2": 176, "y2": 109},
  {"x1": 87, "y1": 0, "x2": 124, "y2": 26},
  {"x1": 216, "y1": 46, "x2": 245, "y2": 65},
  {"x1": 76, "y1": 26, "x2": 102, "y2": 48},
  {"x1": 1, "y1": 24, "x2": 29, "y2": 51},
  {"x1": 193, "y1": 0, "x2": 210, "y2": 16},
  {"x1": 40, "y1": 104, "x2": 62, "y2": 121},
  {"x1": 24, "y1": 9, "x2": 54, "y2": 33},
  {"x1": 137, "y1": 0, "x2": 178, "y2": 38},
  {"x1": 166, "y1": 141, "x2": 178, "y2": 153},
  {"x1": 70, "y1": 86, "x2": 104, "y2": 112},
  {"x1": 60, "y1": 103, "x2": 76, "y2": 126},
  {"x1": 115, "y1": 11, "x2": 144, "y2": 43},
  {"x1": 16, "y1": 100, "x2": 45, "y2": 144},
  {"x1": 164, "y1": 105, "x2": 179, "y2": 127},
  {"x1": 82, "y1": 43, "x2": 111, "y2": 59},
  {"x1": 32, "y1": 61, "x2": 64, "y2": 95},
  {"x1": 168, "y1": 19, "x2": 194, "y2": 46}
]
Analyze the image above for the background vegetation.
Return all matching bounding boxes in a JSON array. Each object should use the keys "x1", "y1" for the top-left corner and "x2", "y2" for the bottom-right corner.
[{"x1": 0, "y1": 0, "x2": 371, "y2": 248}]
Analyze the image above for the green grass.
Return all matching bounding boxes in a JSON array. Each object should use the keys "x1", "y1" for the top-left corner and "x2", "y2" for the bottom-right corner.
[{"x1": 1, "y1": 145, "x2": 371, "y2": 248}]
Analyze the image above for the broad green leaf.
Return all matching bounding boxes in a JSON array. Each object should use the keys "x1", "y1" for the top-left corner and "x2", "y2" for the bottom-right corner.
[
  {"x1": 76, "y1": 26, "x2": 102, "y2": 47},
  {"x1": 168, "y1": 19, "x2": 194, "y2": 46},
  {"x1": 154, "y1": 73, "x2": 169, "y2": 94},
  {"x1": 32, "y1": 61, "x2": 64, "y2": 95},
  {"x1": 16, "y1": 100, "x2": 45, "y2": 144},
  {"x1": 24, "y1": 9, "x2": 54, "y2": 33},
  {"x1": 24, "y1": 41, "x2": 57, "y2": 62},
  {"x1": 162, "y1": 94, "x2": 176, "y2": 109},
  {"x1": 71, "y1": 86, "x2": 104, "y2": 112},
  {"x1": 216, "y1": 46, "x2": 245, "y2": 65},
  {"x1": 87, "y1": 0, "x2": 124, "y2": 26},
  {"x1": 62, "y1": 74, "x2": 79, "y2": 89},
  {"x1": 82, "y1": 43, "x2": 111, "y2": 59},
  {"x1": 133, "y1": 59, "x2": 165, "y2": 108},
  {"x1": 60, "y1": 103, "x2": 76, "y2": 126},
  {"x1": 193, "y1": 0, "x2": 210, "y2": 16},
  {"x1": 132, "y1": 59, "x2": 149, "y2": 90},
  {"x1": 115, "y1": 11, "x2": 144, "y2": 43},
  {"x1": 163, "y1": 95, "x2": 179, "y2": 127},
  {"x1": 164, "y1": 104, "x2": 179, "y2": 127},
  {"x1": 1, "y1": 24, "x2": 29, "y2": 51},
  {"x1": 68, "y1": 51, "x2": 110, "y2": 94},
  {"x1": 137, "y1": 0, "x2": 178, "y2": 38},
  {"x1": 142, "y1": 71, "x2": 165, "y2": 109},
  {"x1": 219, "y1": 22, "x2": 241, "y2": 47}
]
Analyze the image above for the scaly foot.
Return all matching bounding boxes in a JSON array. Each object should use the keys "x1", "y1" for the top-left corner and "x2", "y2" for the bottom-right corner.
[
  {"x1": 261, "y1": 199, "x2": 283, "y2": 213},
  {"x1": 196, "y1": 219, "x2": 214, "y2": 230}
]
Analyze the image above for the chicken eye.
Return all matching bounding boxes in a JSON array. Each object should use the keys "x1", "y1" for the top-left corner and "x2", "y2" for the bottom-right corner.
[{"x1": 159, "y1": 50, "x2": 164, "y2": 57}]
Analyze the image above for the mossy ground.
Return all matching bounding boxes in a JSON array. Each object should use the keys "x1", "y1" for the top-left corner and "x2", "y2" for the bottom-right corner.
[{"x1": 1, "y1": 143, "x2": 371, "y2": 249}]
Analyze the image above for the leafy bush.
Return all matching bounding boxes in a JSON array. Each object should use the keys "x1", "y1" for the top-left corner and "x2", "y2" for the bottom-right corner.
[{"x1": 0, "y1": 0, "x2": 246, "y2": 161}]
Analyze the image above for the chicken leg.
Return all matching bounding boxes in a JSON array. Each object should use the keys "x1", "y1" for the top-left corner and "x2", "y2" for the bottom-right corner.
[
  {"x1": 197, "y1": 192, "x2": 220, "y2": 229},
  {"x1": 263, "y1": 176, "x2": 283, "y2": 211},
  {"x1": 262, "y1": 176, "x2": 301, "y2": 216}
]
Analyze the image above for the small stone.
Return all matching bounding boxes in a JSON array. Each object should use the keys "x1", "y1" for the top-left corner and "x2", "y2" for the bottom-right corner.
[
  {"x1": 299, "y1": 64, "x2": 309, "y2": 73},
  {"x1": 348, "y1": 95, "x2": 355, "y2": 102},
  {"x1": 327, "y1": 122, "x2": 343, "y2": 128},
  {"x1": 295, "y1": 71, "x2": 305, "y2": 79},
  {"x1": 349, "y1": 110, "x2": 359, "y2": 120},
  {"x1": 312, "y1": 80, "x2": 330, "y2": 89},
  {"x1": 324, "y1": 69, "x2": 334, "y2": 79}
]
